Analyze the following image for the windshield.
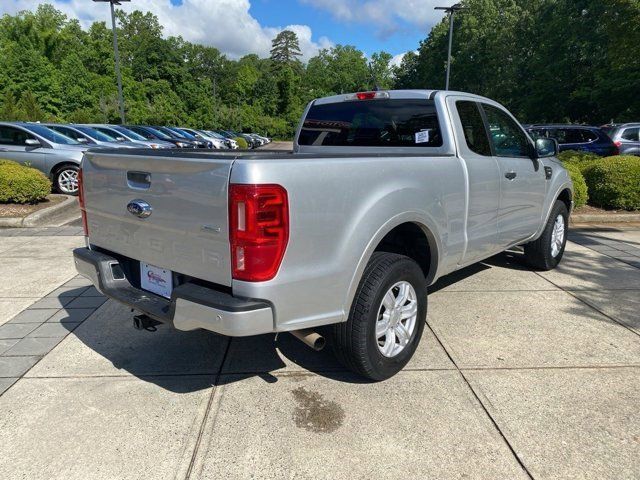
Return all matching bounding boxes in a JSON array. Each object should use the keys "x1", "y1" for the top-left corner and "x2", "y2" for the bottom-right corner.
[
  {"x1": 204, "y1": 130, "x2": 224, "y2": 139},
  {"x1": 299, "y1": 99, "x2": 444, "y2": 148},
  {"x1": 75, "y1": 126, "x2": 116, "y2": 142},
  {"x1": 164, "y1": 127, "x2": 190, "y2": 139},
  {"x1": 143, "y1": 126, "x2": 172, "y2": 140},
  {"x1": 152, "y1": 127, "x2": 178, "y2": 139},
  {"x1": 24, "y1": 124, "x2": 80, "y2": 145},
  {"x1": 171, "y1": 127, "x2": 197, "y2": 140},
  {"x1": 112, "y1": 126, "x2": 146, "y2": 141}
]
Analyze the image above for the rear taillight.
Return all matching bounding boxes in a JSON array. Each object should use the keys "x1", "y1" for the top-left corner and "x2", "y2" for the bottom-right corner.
[
  {"x1": 229, "y1": 184, "x2": 289, "y2": 282},
  {"x1": 78, "y1": 168, "x2": 88, "y2": 236},
  {"x1": 613, "y1": 141, "x2": 622, "y2": 155}
]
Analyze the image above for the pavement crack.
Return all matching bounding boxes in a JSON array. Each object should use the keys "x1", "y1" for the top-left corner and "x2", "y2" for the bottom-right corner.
[
  {"x1": 425, "y1": 320, "x2": 536, "y2": 480},
  {"x1": 183, "y1": 337, "x2": 232, "y2": 480}
]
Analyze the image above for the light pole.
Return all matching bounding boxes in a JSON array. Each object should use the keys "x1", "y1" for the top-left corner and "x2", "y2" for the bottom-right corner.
[
  {"x1": 435, "y1": 3, "x2": 464, "y2": 91},
  {"x1": 93, "y1": 0, "x2": 129, "y2": 124}
]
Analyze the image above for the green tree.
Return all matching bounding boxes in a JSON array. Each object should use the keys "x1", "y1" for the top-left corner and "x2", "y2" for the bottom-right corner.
[
  {"x1": 0, "y1": 91, "x2": 22, "y2": 120},
  {"x1": 18, "y1": 90, "x2": 46, "y2": 121},
  {"x1": 270, "y1": 30, "x2": 302, "y2": 64}
]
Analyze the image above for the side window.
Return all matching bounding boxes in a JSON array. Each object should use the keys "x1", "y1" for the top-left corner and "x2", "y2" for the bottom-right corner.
[
  {"x1": 456, "y1": 101, "x2": 491, "y2": 156},
  {"x1": 482, "y1": 105, "x2": 530, "y2": 157},
  {"x1": 581, "y1": 130, "x2": 599, "y2": 143},
  {"x1": 553, "y1": 129, "x2": 583, "y2": 144},
  {"x1": 527, "y1": 129, "x2": 546, "y2": 140},
  {"x1": 0, "y1": 126, "x2": 33, "y2": 146},
  {"x1": 622, "y1": 128, "x2": 640, "y2": 141}
]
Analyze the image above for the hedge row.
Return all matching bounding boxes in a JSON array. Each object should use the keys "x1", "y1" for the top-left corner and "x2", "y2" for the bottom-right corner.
[
  {"x1": 0, "y1": 159, "x2": 51, "y2": 204},
  {"x1": 559, "y1": 151, "x2": 640, "y2": 211}
]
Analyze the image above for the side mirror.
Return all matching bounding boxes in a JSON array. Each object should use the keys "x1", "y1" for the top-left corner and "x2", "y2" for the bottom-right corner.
[
  {"x1": 116, "y1": 136, "x2": 126, "y2": 142},
  {"x1": 76, "y1": 137, "x2": 88, "y2": 144},
  {"x1": 25, "y1": 138, "x2": 40, "y2": 147},
  {"x1": 534, "y1": 138, "x2": 558, "y2": 158}
]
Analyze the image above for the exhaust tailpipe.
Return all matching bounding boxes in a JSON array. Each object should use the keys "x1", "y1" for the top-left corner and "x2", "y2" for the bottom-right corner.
[{"x1": 290, "y1": 329, "x2": 325, "y2": 351}]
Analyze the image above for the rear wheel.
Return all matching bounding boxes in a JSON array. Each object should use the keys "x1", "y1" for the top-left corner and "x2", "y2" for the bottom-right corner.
[
  {"x1": 524, "y1": 200, "x2": 569, "y2": 270},
  {"x1": 53, "y1": 164, "x2": 79, "y2": 195},
  {"x1": 333, "y1": 252, "x2": 427, "y2": 381}
]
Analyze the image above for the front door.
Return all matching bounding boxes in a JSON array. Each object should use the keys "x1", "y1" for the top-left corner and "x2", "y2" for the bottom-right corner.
[
  {"x1": 481, "y1": 104, "x2": 546, "y2": 247},
  {"x1": 0, "y1": 125, "x2": 45, "y2": 170}
]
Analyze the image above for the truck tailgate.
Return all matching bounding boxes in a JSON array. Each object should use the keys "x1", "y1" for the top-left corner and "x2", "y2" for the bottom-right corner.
[{"x1": 82, "y1": 151, "x2": 234, "y2": 287}]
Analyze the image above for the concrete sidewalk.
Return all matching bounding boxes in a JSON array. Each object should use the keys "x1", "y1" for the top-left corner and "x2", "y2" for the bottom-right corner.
[{"x1": 0, "y1": 226, "x2": 638, "y2": 479}]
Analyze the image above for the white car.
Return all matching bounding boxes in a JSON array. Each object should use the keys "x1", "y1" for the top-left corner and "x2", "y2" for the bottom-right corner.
[{"x1": 180, "y1": 128, "x2": 229, "y2": 149}]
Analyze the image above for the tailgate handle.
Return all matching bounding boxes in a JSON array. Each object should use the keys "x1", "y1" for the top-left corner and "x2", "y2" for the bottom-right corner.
[{"x1": 127, "y1": 171, "x2": 151, "y2": 190}]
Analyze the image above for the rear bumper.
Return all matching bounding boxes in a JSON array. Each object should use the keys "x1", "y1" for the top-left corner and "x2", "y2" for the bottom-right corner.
[{"x1": 73, "y1": 248, "x2": 274, "y2": 336}]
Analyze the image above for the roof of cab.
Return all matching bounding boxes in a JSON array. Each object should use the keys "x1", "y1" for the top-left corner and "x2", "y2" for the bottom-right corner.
[{"x1": 310, "y1": 89, "x2": 509, "y2": 107}]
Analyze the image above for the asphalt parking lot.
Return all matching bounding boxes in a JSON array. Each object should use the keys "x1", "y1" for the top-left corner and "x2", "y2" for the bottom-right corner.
[{"x1": 0, "y1": 224, "x2": 639, "y2": 480}]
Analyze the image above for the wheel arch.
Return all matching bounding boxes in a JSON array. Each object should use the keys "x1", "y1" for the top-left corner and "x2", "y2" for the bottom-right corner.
[
  {"x1": 50, "y1": 160, "x2": 80, "y2": 180},
  {"x1": 343, "y1": 214, "x2": 441, "y2": 323}
]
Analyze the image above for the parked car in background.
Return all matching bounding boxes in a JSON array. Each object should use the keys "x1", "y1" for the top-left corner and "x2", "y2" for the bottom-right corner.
[
  {"x1": 248, "y1": 133, "x2": 271, "y2": 146},
  {"x1": 179, "y1": 128, "x2": 228, "y2": 149},
  {"x1": 207, "y1": 130, "x2": 239, "y2": 149},
  {"x1": 83, "y1": 124, "x2": 175, "y2": 149},
  {"x1": 74, "y1": 89, "x2": 573, "y2": 381},
  {"x1": 162, "y1": 127, "x2": 211, "y2": 149},
  {"x1": 226, "y1": 130, "x2": 259, "y2": 148},
  {"x1": 152, "y1": 125, "x2": 207, "y2": 148},
  {"x1": 41, "y1": 123, "x2": 141, "y2": 149},
  {"x1": 246, "y1": 133, "x2": 266, "y2": 147},
  {"x1": 601, "y1": 123, "x2": 640, "y2": 156},
  {"x1": 124, "y1": 125, "x2": 197, "y2": 149},
  {"x1": 526, "y1": 124, "x2": 618, "y2": 156},
  {"x1": 0, "y1": 121, "x2": 88, "y2": 194},
  {"x1": 202, "y1": 129, "x2": 236, "y2": 149}
]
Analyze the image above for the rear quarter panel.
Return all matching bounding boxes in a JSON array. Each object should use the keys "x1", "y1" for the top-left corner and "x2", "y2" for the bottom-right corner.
[{"x1": 230, "y1": 155, "x2": 466, "y2": 331}]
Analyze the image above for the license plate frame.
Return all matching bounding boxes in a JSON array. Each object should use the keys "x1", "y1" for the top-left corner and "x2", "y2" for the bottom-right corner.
[{"x1": 140, "y1": 263, "x2": 173, "y2": 299}]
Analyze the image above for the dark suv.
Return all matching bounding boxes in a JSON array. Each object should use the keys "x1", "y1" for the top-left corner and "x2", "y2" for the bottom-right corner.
[
  {"x1": 601, "y1": 124, "x2": 640, "y2": 156},
  {"x1": 526, "y1": 125, "x2": 618, "y2": 157}
]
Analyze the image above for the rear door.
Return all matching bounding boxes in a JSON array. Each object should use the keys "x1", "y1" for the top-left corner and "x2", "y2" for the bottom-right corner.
[
  {"x1": 0, "y1": 125, "x2": 45, "y2": 170},
  {"x1": 447, "y1": 98, "x2": 501, "y2": 264},
  {"x1": 620, "y1": 127, "x2": 640, "y2": 155},
  {"x1": 480, "y1": 104, "x2": 546, "y2": 246},
  {"x1": 82, "y1": 151, "x2": 235, "y2": 286}
]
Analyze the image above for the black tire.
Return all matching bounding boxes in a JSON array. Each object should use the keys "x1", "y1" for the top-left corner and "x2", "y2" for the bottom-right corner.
[
  {"x1": 524, "y1": 200, "x2": 569, "y2": 271},
  {"x1": 333, "y1": 252, "x2": 427, "y2": 381},
  {"x1": 53, "y1": 163, "x2": 79, "y2": 196}
]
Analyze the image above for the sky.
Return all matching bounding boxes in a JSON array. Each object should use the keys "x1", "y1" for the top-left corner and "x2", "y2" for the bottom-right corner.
[{"x1": 1, "y1": 0, "x2": 456, "y2": 64}]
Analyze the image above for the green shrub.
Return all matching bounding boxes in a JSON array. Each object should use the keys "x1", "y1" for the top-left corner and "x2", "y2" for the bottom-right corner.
[
  {"x1": 234, "y1": 137, "x2": 248, "y2": 149},
  {"x1": 0, "y1": 159, "x2": 51, "y2": 204},
  {"x1": 558, "y1": 150, "x2": 599, "y2": 164},
  {"x1": 563, "y1": 162, "x2": 588, "y2": 208},
  {"x1": 582, "y1": 156, "x2": 640, "y2": 210},
  {"x1": 558, "y1": 150, "x2": 601, "y2": 174}
]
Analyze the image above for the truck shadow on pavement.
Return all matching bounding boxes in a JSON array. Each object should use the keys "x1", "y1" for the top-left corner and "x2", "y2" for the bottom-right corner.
[
  {"x1": 59, "y1": 244, "x2": 638, "y2": 391},
  {"x1": 57, "y1": 253, "x2": 526, "y2": 392}
]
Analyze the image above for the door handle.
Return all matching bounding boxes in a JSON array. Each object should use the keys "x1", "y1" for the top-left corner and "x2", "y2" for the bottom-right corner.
[{"x1": 505, "y1": 171, "x2": 517, "y2": 180}]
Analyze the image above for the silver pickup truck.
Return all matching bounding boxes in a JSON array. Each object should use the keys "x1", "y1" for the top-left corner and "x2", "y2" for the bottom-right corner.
[{"x1": 73, "y1": 90, "x2": 572, "y2": 380}]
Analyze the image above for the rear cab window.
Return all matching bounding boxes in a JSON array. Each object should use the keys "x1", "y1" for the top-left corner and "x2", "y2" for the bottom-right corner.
[{"x1": 298, "y1": 99, "x2": 444, "y2": 149}]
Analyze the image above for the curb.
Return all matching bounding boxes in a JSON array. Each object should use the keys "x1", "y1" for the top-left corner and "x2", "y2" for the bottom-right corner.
[
  {"x1": 571, "y1": 213, "x2": 640, "y2": 223},
  {"x1": 0, "y1": 195, "x2": 80, "y2": 228}
]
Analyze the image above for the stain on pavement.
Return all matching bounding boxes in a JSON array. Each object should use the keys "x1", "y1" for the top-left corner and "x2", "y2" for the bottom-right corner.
[{"x1": 291, "y1": 386, "x2": 344, "y2": 433}]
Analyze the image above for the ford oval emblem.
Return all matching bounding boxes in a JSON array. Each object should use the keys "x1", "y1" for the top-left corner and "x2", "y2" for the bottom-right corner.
[{"x1": 127, "y1": 199, "x2": 152, "y2": 218}]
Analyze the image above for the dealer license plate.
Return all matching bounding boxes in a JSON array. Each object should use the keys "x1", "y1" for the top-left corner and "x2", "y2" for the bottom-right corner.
[{"x1": 140, "y1": 263, "x2": 173, "y2": 299}]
